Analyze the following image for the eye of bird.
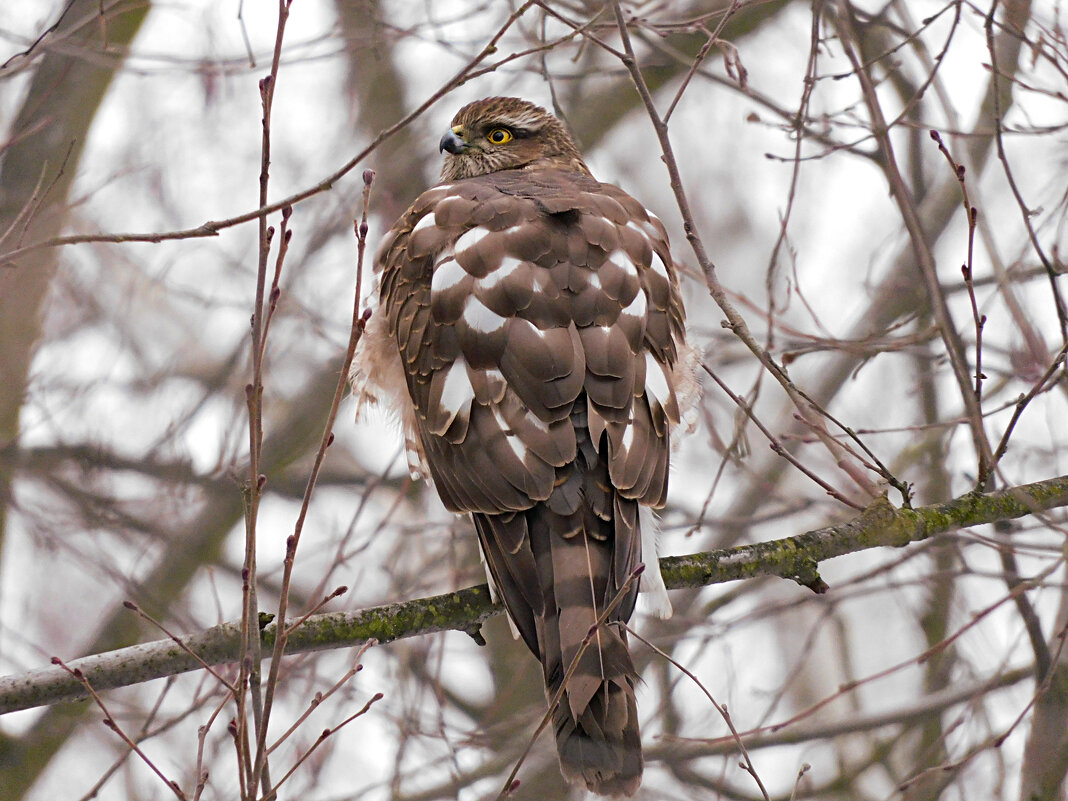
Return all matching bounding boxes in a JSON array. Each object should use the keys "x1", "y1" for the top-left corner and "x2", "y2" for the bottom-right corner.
[{"x1": 486, "y1": 127, "x2": 513, "y2": 144}]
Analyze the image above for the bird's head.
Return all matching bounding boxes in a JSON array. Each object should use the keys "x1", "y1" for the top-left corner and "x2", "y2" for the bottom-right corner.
[{"x1": 438, "y1": 97, "x2": 591, "y2": 182}]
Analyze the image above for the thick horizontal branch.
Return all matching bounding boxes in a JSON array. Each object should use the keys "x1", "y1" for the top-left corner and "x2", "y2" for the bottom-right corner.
[{"x1": 2, "y1": 475, "x2": 1065, "y2": 715}]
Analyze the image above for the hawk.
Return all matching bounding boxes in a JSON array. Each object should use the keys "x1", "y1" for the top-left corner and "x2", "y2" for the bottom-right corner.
[{"x1": 353, "y1": 97, "x2": 695, "y2": 796}]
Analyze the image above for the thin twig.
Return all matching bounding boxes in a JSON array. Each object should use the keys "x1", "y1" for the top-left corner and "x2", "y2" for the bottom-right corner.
[
  {"x1": 833, "y1": 0, "x2": 996, "y2": 488},
  {"x1": 704, "y1": 364, "x2": 865, "y2": 509},
  {"x1": 626, "y1": 625, "x2": 771, "y2": 800},
  {"x1": 123, "y1": 601, "x2": 237, "y2": 693},
  {"x1": 603, "y1": 0, "x2": 885, "y2": 507},
  {"x1": 931, "y1": 129, "x2": 990, "y2": 486},
  {"x1": 992, "y1": 343, "x2": 1068, "y2": 467},
  {"x1": 265, "y1": 692, "x2": 384, "y2": 797},
  {"x1": 254, "y1": 167, "x2": 375, "y2": 793},
  {"x1": 266, "y1": 640, "x2": 377, "y2": 756},
  {"x1": 983, "y1": 0, "x2": 1068, "y2": 353},
  {"x1": 0, "y1": 2, "x2": 539, "y2": 264},
  {"x1": 192, "y1": 693, "x2": 232, "y2": 801},
  {"x1": 241, "y1": 3, "x2": 293, "y2": 797},
  {"x1": 51, "y1": 658, "x2": 187, "y2": 800}
]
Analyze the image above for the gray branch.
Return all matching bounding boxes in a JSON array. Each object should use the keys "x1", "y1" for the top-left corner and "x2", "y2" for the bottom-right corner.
[{"x1": 2, "y1": 474, "x2": 1065, "y2": 715}]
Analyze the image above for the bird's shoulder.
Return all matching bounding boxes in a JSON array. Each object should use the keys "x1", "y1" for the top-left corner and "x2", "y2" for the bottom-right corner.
[{"x1": 376, "y1": 168, "x2": 670, "y2": 271}]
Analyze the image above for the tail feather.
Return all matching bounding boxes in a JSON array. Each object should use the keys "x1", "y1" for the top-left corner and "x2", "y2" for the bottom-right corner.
[
  {"x1": 472, "y1": 396, "x2": 646, "y2": 796},
  {"x1": 555, "y1": 671, "x2": 642, "y2": 797}
]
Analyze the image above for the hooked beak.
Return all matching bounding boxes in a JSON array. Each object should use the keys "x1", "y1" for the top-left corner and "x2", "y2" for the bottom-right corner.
[{"x1": 439, "y1": 129, "x2": 468, "y2": 155}]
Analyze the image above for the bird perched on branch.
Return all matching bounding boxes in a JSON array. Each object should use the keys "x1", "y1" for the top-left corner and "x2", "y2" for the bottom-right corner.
[{"x1": 353, "y1": 96, "x2": 696, "y2": 796}]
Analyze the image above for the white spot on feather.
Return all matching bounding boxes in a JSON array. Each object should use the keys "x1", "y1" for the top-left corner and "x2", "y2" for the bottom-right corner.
[
  {"x1": 629, "y1": 217, "x2": 661, "y2": 241},
  {"x1": 605, "y1": 249, "x2": 638, "y2": 278},
  {"x1": 438, "y1": 358, "x2": 475, "y2": 421},
  {"x1": 652, "y1": 252, "x2": 670, "y2": 279},
  {"x1": 645, "y1": 352, "x2": 672, "y2": 406},
  {"x1": 463, "y1": 296, "x2": 507, "y2": 333},
  {"x1": 454, "y1": 226, "x2": 490, "y2": 256},
  {"x1": 478, "y1": 256, "x2": 523, "y2": 289},
  {"x1": 432, "y1": 257, "x2": 467, "y2": 295},
  {"x1": 491, "y1": 405, "x2": 529, "y2": 462},
  {"x1": 411, "y1": 212, "x2": 437, "y2": 235},
  {"x1": 621, "y1": 288, "x2": 647, "y2": 320}
]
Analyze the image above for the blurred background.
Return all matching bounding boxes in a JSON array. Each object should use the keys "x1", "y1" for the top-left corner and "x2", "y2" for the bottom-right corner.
[{"x1": 1, "y1": 1, "x2": 1066, "y2": 799}]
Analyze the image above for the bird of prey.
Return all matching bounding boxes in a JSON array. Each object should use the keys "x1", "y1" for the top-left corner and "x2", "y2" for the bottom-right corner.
[{"x1": 353, "y1": 96, "x2": 695, "y2": 796}]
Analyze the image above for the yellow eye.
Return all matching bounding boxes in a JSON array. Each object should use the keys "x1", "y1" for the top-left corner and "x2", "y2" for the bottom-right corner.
[{"x1": 486, "y1": 128, "x2": 513, "y2": 144}]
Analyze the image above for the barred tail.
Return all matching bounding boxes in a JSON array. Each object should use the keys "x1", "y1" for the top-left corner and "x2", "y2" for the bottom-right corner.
[
  {"x1": 549, "y1": 621, "x2": 643, "y2": 796},
  {"x1": 472, "y1": 398, "x2": 645, "y2": 796},
  {"x1": 529, "y1": 480, "x2": 644, "y2": 796}
]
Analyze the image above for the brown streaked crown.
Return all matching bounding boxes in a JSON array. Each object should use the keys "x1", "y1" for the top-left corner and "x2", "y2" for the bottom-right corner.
[{"x1": 439, "y1": 97, "x2": 591, "y2": 182}]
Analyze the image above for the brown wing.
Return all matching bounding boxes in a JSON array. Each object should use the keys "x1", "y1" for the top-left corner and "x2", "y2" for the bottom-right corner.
[
  {"x1": 376, "y1": 167, "x2": 685, "y2": 796},
  {"x1": 378, "y1": 169, "x2": 682, "y2": 510}
]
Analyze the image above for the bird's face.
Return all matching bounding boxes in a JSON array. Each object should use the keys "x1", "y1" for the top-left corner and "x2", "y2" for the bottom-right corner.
[
  {"x1": 439, "y1": 119, "x2": 545, "y2": 179},
  {"x1": 437, "y1": 97, "x2": 589, "y2": 182}
]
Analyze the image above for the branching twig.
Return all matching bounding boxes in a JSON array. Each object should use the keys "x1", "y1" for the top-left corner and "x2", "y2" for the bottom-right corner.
[
  {"x1": 254, "y1": 168, "x2": 375, "y2": 794},
  {"x1": 604, "y1": 0, "x2": 891, "y2": 506},
  {"x1": 0, "y1": 2, "x2": 539, "y2": 264},
  {"x1": 704, "y1": 363, "x2": 865, "y2": 509},
  {"x1": 834, "y1": 0, "x2": 997, "y2": 491},
  {"x1": 992, "y1": 344, "x2": 1068, "y2": 469},
  {"x1": 627, "y1": 625, "x2": 770, "y2": 800},
  {"x1": 51, "y1": 658, "x2": 187, "y2": 800},
  {"x1": 5, "y1": 475, "x2": 1066, "y2": 716}
]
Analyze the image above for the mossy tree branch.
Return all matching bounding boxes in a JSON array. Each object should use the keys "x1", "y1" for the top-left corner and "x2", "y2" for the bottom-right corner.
[{"x1": 2, "y1": 474, "x2": 1065, "y2": 716}]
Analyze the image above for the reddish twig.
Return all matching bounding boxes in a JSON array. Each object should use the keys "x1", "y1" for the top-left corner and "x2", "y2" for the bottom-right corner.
[
  {"x1": 266, "y1": 640, "x2": 377, "y2": 757},
  {"x1": 123, "y1": 601, "x2": 237, "y2": 693},
  {"x1": 603, "y1": 0, "x2": 887, "y2": 507},
  {"x1": 52, "y1": 657, "x2": 187, "y2": 800},
  {"x1": 265, "y1": 692, "x2": 384, "y2": 798},
  {"x1": 983, "y1": 2, "x2": 1068, "y2": 352},
  {"x1": 931, "y1": 129, "x2": 990, "y2": 486},
  {"x1": 193, "y1": 693, "x2": 233, "y2": 801},
  {"x1": 833, "y1": 1, "x2": 996, "y2": 488},
  {"x1": 0, "y1": 2, "x2": 539, "y2": 264},
  {"x1": 254, "y1": 168, "x2": 375, "y2": 793},
  {"x1": 705, "y1": 364, "x2": 865, "y2": 509},
  {"x1": 242, "y1": 3, "x2": 293, "y2": 797},
  {"x1": 992, "y1": 343, "x2": 1068, "y2": 469},
  {"x1": 627, "y1": 625, "x2": 771, "y2": 800}
]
